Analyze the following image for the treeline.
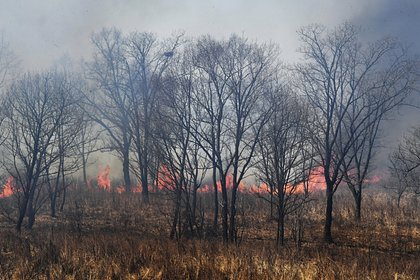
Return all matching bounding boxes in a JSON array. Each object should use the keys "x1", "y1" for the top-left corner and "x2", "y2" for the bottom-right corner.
[{"x1": 0, "y1": 23, "x2": 418, "y2": 244}]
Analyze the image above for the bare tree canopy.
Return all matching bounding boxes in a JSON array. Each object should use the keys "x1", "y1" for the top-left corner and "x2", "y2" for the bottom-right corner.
[
  {"x1": 389, "y1": 126, "x2": 420, "y2": 205},
  {"x1": 1, "y1": 71, "x2": 83, "y2": 231},
  {"x1": 295, "y1": 22, "x2": 418, "y2": 242}
]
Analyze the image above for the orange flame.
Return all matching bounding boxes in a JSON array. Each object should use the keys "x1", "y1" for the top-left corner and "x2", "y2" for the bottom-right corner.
[
  {"x1": 96, "y1": 163, "x2": 383, "y2": 196},
  {"x1": 97, "y1": 165, "x2": 111, "y2": 191},
  {"x1": 364, "y1": 174, "x2": 382, "y2": 184},
  {"x1": 0, "y1": 176, "x2": 15, "y2": 198},
  {"x1": 198, "y1": 173, "x2": 246, "y2": 194},
  {"x1": 156, "y1": 165, "x2": 176, "y2": 191},
  {"x1": 249, "y1": 167, "x2": 326, "y2": 195},
  {"x1": 302, "y1": 166, "x2": 326, "y2": 193},
  {"x1": 115, "y1": 185, "x2": 125, "y2": 194},
  {"x1": 249, "y1": 182, "x2": 272, "y2": 194}
]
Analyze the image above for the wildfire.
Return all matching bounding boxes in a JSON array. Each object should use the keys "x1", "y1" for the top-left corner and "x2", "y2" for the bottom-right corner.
[
  {"x1": 249, "y1": 182, "x2": 272, "y2": 195},
  {"x1": 0, "y1": 176, "x2": 15, "y2": 198},
  {"x1": 92, "y1": 164, "x2": 383, "y2": 195},
  {"x1": 156, "y1": 165, "x2": 176, "y2": 191},
  {"x1": 198, "y1": 174, "x2": 247, "y2": 194},
  {"x1": 248, "y1": 167, "x2": 326, "y2": 195},
  {"x1": 364, "y1": 175, "x2": 382, "y2": 185},
  {"x1": 115, "y1": 185, "x2": 125, "y2": 194},
  {"x1": 97, "y1": 165, "x2": 111, "y2": 191},
  {"x1": 304, "y1": 166, "x2": 326, "y2": 193}
]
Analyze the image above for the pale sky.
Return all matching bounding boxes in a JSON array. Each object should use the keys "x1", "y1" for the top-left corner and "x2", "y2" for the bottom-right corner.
[
  {"x1": 1, "y1": 0, "x2": 420, "y2": 70},
  {"x1": 1, "y1": 0, "x2": 419, "y2": 172}
]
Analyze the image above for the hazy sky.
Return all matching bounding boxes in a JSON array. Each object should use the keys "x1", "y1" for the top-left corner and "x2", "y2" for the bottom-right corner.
[
  {"x1": 1, "y1": 0, "x2": 419, "y2": 171},
  {"x1": 1, "y1": 0, "x2": 420, "y2": 69}
]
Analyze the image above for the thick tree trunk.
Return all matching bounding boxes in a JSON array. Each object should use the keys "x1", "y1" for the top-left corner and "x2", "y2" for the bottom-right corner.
[
  {"x1": 228, "y1": 186, "x2": 237, "y2": 242},
  {"x1": 324, "y1": 184, "x2": 334, "y2": 243},
  {"x1": 349, "y1": 183, "x2": 362, "y2": 221},
  {"x1": 141, "y1": 174, "x2": 149, "y2": 204},
  {"x1": 140, "y1": 145, "x2": 149, "y2": 204},
  {"x1": 26, "y1": 197, "x2": 36, "y2": 229},
  {"x1": 355, "y1": 188, "x2": 362, "y2": 221},
  {"x1": 50, "y1": 195, "x2": 57, "y2": 217},
  {"x1": 16, "y1": 196, "x2": 29, "y2": 232}
]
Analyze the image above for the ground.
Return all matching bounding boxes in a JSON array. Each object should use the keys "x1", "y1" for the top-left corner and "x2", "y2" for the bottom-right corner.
[{"x1": 0, "y1": 189, "x2": 418, "y2": 279}]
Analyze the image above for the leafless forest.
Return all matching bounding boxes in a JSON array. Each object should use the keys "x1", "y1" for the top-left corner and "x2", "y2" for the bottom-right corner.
[{"x1": 0, "y1": 22, "x2": 419, "y2": 279}]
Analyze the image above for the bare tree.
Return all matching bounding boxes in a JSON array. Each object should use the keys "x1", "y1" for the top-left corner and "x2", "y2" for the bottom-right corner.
[
  {"x1": 45, "y1": 78, "x2": 84, "y2": 217},
  {"x1": 191, "y1": 36, "x2": 233, "y2": 237},
  {"x1": 2, "y1": 71, "x2": 81, "y2": 231},
  {"x1": 295, "y1": 23, "x2": 417, "y2": 242},
  {"x1": 76, "y1": 111, "x2": 101, "y2": 187},
  {"x1": 123, "y1": 31, "x2": 182, "y2": 203},
  {"x1": 192, "y1": 35, "x2": 277, "y2": 242},
  {"x1": 388, "y1": 126, "x2": 420, "y2": 206},
  {"x1": 0, "y1": 34, "x2": 18, "y2": 151},
  {"x1": 86, "y1": 29, "x2": 182, "y2": 202},
  {"x1": 256, "y1": 85, "x2": 312, "y2": 246},
  {"x1": 0, "y1": 33, "x2": 18, "y2": 90},
  {"x1": 85, "y1": 28, "x2": 133, "y2": 192},
  {"x1": 156, "y1": 45, "x2": 208, "y2": 239},
  {"x1": 341, "y1": 42, "x2": 417, "y2": 220}
]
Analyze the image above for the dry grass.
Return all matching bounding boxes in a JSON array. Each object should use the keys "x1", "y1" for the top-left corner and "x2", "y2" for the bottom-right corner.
[{"x1": 0, "y1": 188, "x2": 419, "y2": 279}]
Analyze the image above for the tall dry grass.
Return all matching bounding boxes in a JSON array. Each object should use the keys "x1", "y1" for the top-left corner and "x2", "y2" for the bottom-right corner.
[{"x1": 0, "y1": 188, "x2": 418, "y2": 279}]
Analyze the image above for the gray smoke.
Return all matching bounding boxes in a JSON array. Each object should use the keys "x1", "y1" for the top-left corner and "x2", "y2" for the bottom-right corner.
[{"x1": 0, "y1": 0, "x2": 418, "y2": 173}]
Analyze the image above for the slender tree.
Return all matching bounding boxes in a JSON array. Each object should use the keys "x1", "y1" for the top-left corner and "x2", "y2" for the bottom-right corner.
[
  {"x1": 192, "y1": 35, "x2": 277, "y2": 242},
  {"x1": 85, "y1": 28, "x2": 133, "y2": 192},
  {"x1": 256, "y1": 85, "x2": 312, "y2": 246},
  {"x1": 388, "y1": 126, "x2": 420, "y2": 206},
  {"x1": 2, "y1": 71, "x2": 80, "y2": 230},
  {"x1": 124, "y1": 31, "x2": 182, "y2": 203},
  {"x1": 295, "y1": 23, "x2": 417, "y2": 242}
]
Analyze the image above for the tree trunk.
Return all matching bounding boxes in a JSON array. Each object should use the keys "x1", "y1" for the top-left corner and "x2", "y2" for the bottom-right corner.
[
  {"x1": 191, "y1": 186, "x2": 198, "y2": 227},
  {"x1": 212, "y1": 166, "x2": 218, "y2": 231},
  {"x1": 355, "y1": 188, "x2": 362, "y2": 221},
  {"x1": 82, "y1": 153, "x2": 88, "y2": 186},
  {"x1": 349, "y1": 183, "x2": 362, "y2": 221},
  {"x1": 26, "y1": 198, "x2": 36, "y2": 229},
  {"x1": 324, "y1": 184, "x2": 334, "y2": 243},
  {"x1": 277, "y1": 195, "x2": 285, "y2": 246},
  {"x1": 50, "y1": 195, "x2": 57, "y2": 217},
  {"x1": 170, "y1": 189, "x2": 181, "y2": 239},
  {"x1": 270, "y1": 186, "x2": 274, "y2": 219},
  {"x1": 141, "y1": 145, "x2": 149, "y2": 203},
  {"x1": 141, "y1": 172, "x2": 149, "y2": 204},
  {"x1": 220, "y1": 178, "x2": 229, "y2": 243},
  {"x1": 122, "y1": 152, "x2": 132, "y2": 193},
  {"x1": 16, "y1": 196, "x2": 29, "y2": 232},
  {"x1": 229, "y1": 185, "x2": 238, "y2": 242},
  {"x1": 59, "y1": 187, "x2": 66, "y2": 212}
]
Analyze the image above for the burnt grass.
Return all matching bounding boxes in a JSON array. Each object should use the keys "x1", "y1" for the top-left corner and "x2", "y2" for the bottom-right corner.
[{"x1": 0, "y1": 189, "x2": 419, "y2": 280}]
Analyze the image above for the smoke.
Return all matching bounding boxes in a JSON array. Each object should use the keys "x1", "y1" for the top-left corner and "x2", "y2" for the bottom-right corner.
[
  {"x1": 0, "y1": 0, "x2": 418, "y2": 173},
  {"x1": 1, "y1": 1, "x2": 419, "y2": 66},
  {"x1": 350, "y1": 0, "x2": 420, "y2": 167}
]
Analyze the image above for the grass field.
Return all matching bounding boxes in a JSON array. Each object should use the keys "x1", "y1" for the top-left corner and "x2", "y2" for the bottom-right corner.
[{"x1": 0, "y1": 188, "x2": 419, "y2": 279}]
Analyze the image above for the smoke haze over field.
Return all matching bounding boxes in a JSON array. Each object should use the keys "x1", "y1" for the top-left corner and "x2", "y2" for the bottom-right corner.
[
  {"x1": 1, "y1": 0, "x2": 420, "y2": 68},
  {"x1": 1, "y1": 0, "x2": 419, "y2": 176}
]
